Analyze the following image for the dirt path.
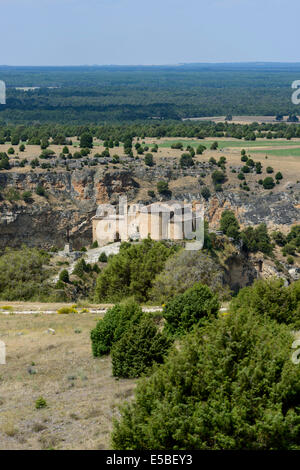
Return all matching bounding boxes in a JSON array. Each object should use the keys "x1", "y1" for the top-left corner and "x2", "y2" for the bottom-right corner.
[{"x1": 0, "y1": 302, "x2": 163, "y2": 315}]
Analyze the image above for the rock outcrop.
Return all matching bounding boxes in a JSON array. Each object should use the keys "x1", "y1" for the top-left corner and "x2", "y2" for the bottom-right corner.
[{"x1": 0, "y1": 164, "x2": 299, "y2": 250}]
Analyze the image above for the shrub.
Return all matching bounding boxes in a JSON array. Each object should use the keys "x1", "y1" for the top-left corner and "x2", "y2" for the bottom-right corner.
[
  {"x1": 35, "y1": 397, "x2": 47, "y2": 409},
  {"x1": 220, "y1": 210, "x2": 240, "y2": 240},
  {"x1": 0, "y1": 153, "x2": 10, "y2": 170},
  {"x1": 0, "y1": 247, "x2": 54, "y2": 301},
  {"x1": 112, "y1": 310, "x2": 300, "y2": 450},
  {"x1": 163, "y1": 282, "x2": 220, "y2": 336},
  {"x1": 180, "y1": 153, "x2": 194, "y2": 168},
  {"x1": 151, "y1": 250, "x2": 224, "y2": 303},
  {"x1": 111, "y1": 315, "x2": 171, "y2": 378},
  {"x1": 241, "y1": 224, "x2": 273, "y2": 255},
  {"x1": 59, "y1": 269, "x2": 69, "y2": 283},
  {"x1": 57, "y1": 306, "x2": 77, "y2": 314},
  {"x1": 36, "y1": 185, "x2": 46, "y2": 197},
  {"x1": 201, "y1": 187, "x2": 211, "y2": 200},
  {"x1": 98, "y1": 252, "x2": 108, "y2": 263},
  {"x1": 80, "y1": 132, "x2": 93, "y2": 149},
  {"x1": 263, "y1": 177, "x2": 275, "y2": 189},
  {"x1": 157, "y1": 181, "x2": 171, "y2": 198},
  {"x1": 230, "y1": 278, "x2": 300, "y2": 327},
  {"x1": 211, "y1": 170, "x2": 226, "y2": 185},
  {"x1": 91, "y1": 300, "x2": 143, "y2": 357},
  {"x1": 22, "y1": 191, "x2": 33, "y2": 204},
  {"x1": 148, "y1": 190, "x2": 155, "y2": 198},
  {"x1": 72, "y1": 259, "x2": 91, "y2": 278},
  {"x1": 144, "y1": 153, "x2": 154, "y2": 167}
]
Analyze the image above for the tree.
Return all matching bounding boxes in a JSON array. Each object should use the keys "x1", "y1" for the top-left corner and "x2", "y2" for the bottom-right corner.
[
  {"x1": 95, "y1": 239, "x2": 177, "y2": 303},
  {"x1": 40, "y1": 138, "x2": 49, "y2": 150},
  {"x1": 151, "y1": 250, "x2": 224, "y2": 303},
  {"x1": 211, "y1": 170, "x2": 226, "y2": 186},
  {"x1": 196, "y1": 144, "x2": 206, "y2": 155},
  {"x1": 180, "y1": 153, "x2": 194, "y2": 168},
  {"x1": 230, "y1": 278, "x2": 300, "y2": 327},
  {"x1": 36, "y1": 185, "x2": 46, "y2": 197},
  {"x1": 98, "y1": 252, "x2": 108, "y2": 263},
  {"x1": 144, "y1": 153, "x2": 154, "y2": 167},
  {"x1": 0, "y1": 152, "x2": 10, "y2": 170},
  {"x1": 220, "y1": 210, "x2": 240, "y2": 240},
  {"x1": 111, "y1": 314, "x2": 171, "y2": 378},
  {"x1": 157, "y1": 181, "x2": 172, "y2": 198},
  {"x1": 210, "y1": 141, "x2": 218, "y2": 150},
  {"x1": 59, "y1": 269, "x2": 69, "y2": 283},
  {"x1": 255, "y1": 162, "x2": 262, "y2": 174},
  {"x1": 201, "y1": 187, "x2": 211, "y2": 201},
  {"x1": 263, "y1": 177, "x2": 275, "y2": 190},
  {"x1": 91, "y1": 301, "x2": 143, "y2": 357},
  {"x1": 80, "y1": 132, "x2": 93, "y2": 149},
  {"x1": 241, "y1": 224, "x2": 272, "y2": 255},
  {"x1": 112, "y1": 308, "x2": 300, "y2": 450},
  {"x1": 163, "y1": 282, "x2": 220, "y2": 336}
]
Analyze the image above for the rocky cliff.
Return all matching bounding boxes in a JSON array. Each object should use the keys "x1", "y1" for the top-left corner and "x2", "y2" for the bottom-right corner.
[
  {"x1": 0, "y1": 165, "x2": 299, "y2": 249},
  {"x1": 0, "y1": 169, "x2": 139, "y2": 249}
]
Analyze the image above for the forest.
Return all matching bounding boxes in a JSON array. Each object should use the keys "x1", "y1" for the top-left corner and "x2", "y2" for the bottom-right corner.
[{"x1": 1, "y1": 63, "x2": 300, "y2": 123}]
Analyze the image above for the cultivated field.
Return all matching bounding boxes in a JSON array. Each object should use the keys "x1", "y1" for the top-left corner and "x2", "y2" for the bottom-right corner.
[{"x1": 0, "y1": 311, "x2": 135, "y2": 450}]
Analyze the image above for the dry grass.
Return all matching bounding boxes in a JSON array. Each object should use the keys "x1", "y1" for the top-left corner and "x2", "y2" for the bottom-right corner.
[{"x1": 0, "y1": 312, "x2": 135, "y2": 450}]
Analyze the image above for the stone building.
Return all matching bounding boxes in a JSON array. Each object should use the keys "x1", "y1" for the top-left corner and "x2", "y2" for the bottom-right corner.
[{"x1": 92, "y1": 200, "x2": 202, "y2": 246}]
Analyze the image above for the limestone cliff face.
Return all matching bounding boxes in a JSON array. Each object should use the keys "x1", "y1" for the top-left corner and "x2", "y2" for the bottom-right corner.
[
  {"x1": 0, "y1": 169, "x2": 139, "y2": 249},
  {"x1": 181, "y1": 191, "x2": 300, "y2": 231},
  {"x1": 0, "y1": 165, "x2": 299, "y2": 250}
]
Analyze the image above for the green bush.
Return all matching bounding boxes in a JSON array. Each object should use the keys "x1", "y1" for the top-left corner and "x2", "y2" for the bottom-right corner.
[
  {"x1": 59, "y1": 269, "x2": 69, "y2": 283},
  {"x1": 35, "y1": 397, "x2": 47, "y2": 409},
  {"x1": 95, "y1": 238, "x2": 177, "y2": 303},
  {"x1": 263, "y1": 177, "x2": 275, "y2": 189},
  {"x1": 22, "y1": 191, "x2": 33, "y2": 204},
  {"x1": 230, "y1": 278, "x2": 300, "y2": 327},
  {"x1": 111, "y1": 315, "x2": 171, "y2": 378},
  {"x1": 98, "y1": 252, "x2": 108, "y2": 263},
  {"x1": 220, "y1": 210, "x2": 240, "y2": 240},
  {"x1": 163, "y1": 282, "x2": 220, "y2": 336},
  {"x1": 91, "y1": 300, "x2": 143, "y2": 357},
  {"x1": 72, "y1": 258, "x2": 91, "y2": 278},
  {"x1": 112, "y1": 310, "x2": 300, "y2": 450},
  {"x1": 0, "y1": 247, "x2": 56, "y2": 301},
  {"x1": 241, "y1": 224, "x2": 273, "y2": 255}
]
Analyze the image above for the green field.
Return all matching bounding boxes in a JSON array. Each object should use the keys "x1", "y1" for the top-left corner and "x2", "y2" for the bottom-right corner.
[
  {"x1": 252, "y1": 147, "x2": 300, "y2": 157},
  {"x1": 156, "y1": 139, "x2": 300, "y2": 150}
]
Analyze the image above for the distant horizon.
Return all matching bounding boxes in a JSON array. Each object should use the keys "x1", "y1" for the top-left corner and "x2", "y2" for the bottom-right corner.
[{"x1": 2, "y1": 62, "x2": 300, "y2": 68}]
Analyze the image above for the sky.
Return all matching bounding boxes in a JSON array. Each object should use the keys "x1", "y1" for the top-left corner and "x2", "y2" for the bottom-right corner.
[{"x1": 0, "y1": 0, "x2": 299, "y2": 66}]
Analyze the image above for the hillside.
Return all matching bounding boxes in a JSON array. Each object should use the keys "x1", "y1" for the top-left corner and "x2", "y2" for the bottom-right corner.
[{"x1": 0, "y1": 137, "x2": 299, "y2": 251}]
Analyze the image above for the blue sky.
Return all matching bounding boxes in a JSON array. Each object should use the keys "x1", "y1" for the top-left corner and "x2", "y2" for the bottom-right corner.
[{"x1": 0, "y1": 0, "x2": 299, "y2": 65}]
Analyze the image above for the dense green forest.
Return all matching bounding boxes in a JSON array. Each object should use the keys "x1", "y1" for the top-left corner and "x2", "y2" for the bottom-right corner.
[{"x1": 1, "y1": 64, "x2": 300, "y2": 123}]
